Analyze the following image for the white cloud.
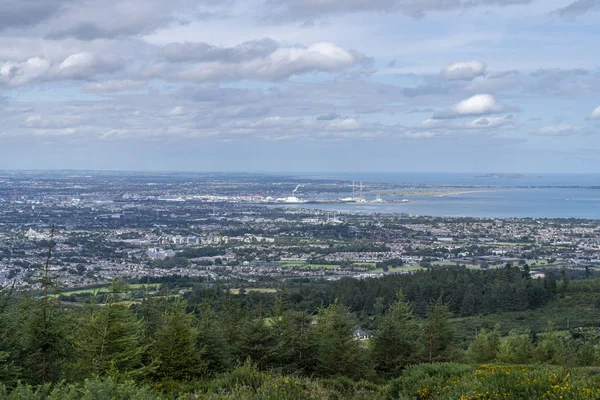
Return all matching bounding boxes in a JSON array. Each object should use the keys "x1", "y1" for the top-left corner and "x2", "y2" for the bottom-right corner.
[
  {"x1": 0, "y1": 52, "x2": 123, "y2": 86},
  {"x1": 54, "y1": 52, "x2": 122, "y2": 79},
  {"x1": 535, "y1": 124, "x2": 584, "y2": 136},
  {"x1": 163, "y1": 39, "x2": 280, "y2": 63},
  {"x1": 419, "y1": 115, "x2": 513, "y2": 130},
  {"x1": 101, "y1": 129, "x2": 130, "y2": 139},
  {"x1": 453, "y1": 94, "x2": 500, "y2": 115},
  {"x1": 167, "y1": 106, "x2": 186, "y2": 116},
  {"x1": 441, "y1": 61, "x2": 486, "y2": 81},
  {"x1": 84, "y1": 80, "x2": 147, "y2": 93},
  {"x1": 327, "y1": 118, "x2": 360, "y2": 130},
  {"x1": 438, "y1": 94, "x2": 505, "y2": 118},
  {"x1": 0, "y1": 57, "x2": 51, "y2": 86},
  {"x1": 588, "y1": 106, "x2": 600, "y2": 120},
  {"x1": 402, "y1": 131, "x2": 438, "y2": 140},
  {"x1": 23, "y1": 114, "x2": 82, "y2": 128},
  {"x1": 465, "y1": 71, "x2": 521, "y2": 93},
  {"x1": 177, "y1": 42, "x2": 366, "y2": 82},
  {"x1": 31, "y1": 128, "x2": 79, "y2": 136}
]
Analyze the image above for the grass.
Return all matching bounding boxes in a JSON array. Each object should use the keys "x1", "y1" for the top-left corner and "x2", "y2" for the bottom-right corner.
[
  {"x1": 306, "y1": 264, "x2": 340, "y2": 269},
  {"x1": 372, "y1": 265, "x2": 424, "y2": 273},
  {"x1": 279, "y1": 260, "x2": 376, "y2": 270},
  {"x1": 280, "y1": 261, "x2": 339, "y2": 269},
  {"x1": 279, "y1": 260, "x2": 305, "y2": 266},
  {"x1": 230, "y1": 288, "x2": 278, "y2": 295},
  {"x1": 432, "y1": 261, "x2": 481, "y2": 270},
  {"x1": 53, "y1": 283, "x2": 161, "y2": 297},
  {"x1": 54, "y1": 287, "x2": 111, "y2": 296},
  {"x1": 527, "y1": 259, "x2": 566, "y2": 268},
  {"x1": 352, "y1": 262, "x2": 377, "y2": 267},
  {"x1": 492, "y1": 242, "x2": 532, "y2": 247},
  {"x1": 128, "y1": 283, "x2": 162, "y2": 289}
]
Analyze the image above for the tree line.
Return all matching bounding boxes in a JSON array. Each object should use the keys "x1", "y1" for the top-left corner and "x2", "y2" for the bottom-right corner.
[{"x1": 283, "y1": 266, "x2": 558, "y2": 319}]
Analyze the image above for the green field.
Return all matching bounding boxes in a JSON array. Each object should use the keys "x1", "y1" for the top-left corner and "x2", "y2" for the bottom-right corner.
[
  {"x1": 279, "y1": 260, "x2": 306, "y2": 266},
  {"x1": 352, "y1": 262, "x2": 377, "y2": 268},
  {"x1": 279, "y1": 261, "x2": 339, "y2": 269},
  {"x1": 54, "y1": 283, "x2": 161, "y2": 297},
  {"x1": 306, "y1": 264, "x2": 339, "y2": 269},
  {"x1": 492, "y1": 242, "x2": 532, "y2": 247},
  {"x1": 372, "y1": 265, "x2": 424, "y2": 273},
  {"x1": 230, "y1": 288, "x2": 277, "y2": 295},
  {"x1": 432, "y1": 261, "x2": 481, "y2": 269},
  {"x1": 279, "y1": 260, "x2": 375, "y2": 270}
]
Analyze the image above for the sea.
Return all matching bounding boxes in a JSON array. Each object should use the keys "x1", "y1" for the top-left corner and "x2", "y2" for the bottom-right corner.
[{"x1": 283, "y1": 173, "x2": 600, "y2": 219}]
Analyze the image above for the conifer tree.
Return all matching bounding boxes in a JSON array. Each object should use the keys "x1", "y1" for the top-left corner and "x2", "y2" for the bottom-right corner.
[
  {"x1": 196, "y1": 301, "x2": 234, "y2": 374},
  {"x1": 372, "y1": 290, "x2": 421, "y2": 377},
  {"x1": 74, "y1": 280, "x2": 147, "y2": 379},
  {"x1": 560, "y1": 269, "x2": 570, "y2": 298},
  {"x1": 17, "y1": 227, "x2": 72, "y2": 384},
  {"x1": 0, "y1": 283, "x2": 19, "y2": 384},
  {"x1": 151, "y1": 299, "x2": 205, "y2": 381},
  {"x1": 269, "y1": 307, "x2": 317, "y2": 375},
  {"x1": 422, "y1": 298, "x2": 455, "y2": 363},
  {"x1": 495, "y1": 329, "x2": 533, "y2": 364},
  {"x1": 314, "y1": 300, "x2": 371, "y2": 379},
  {"x1": 222, "y1": 291, "x2": 244, "y2": 360},
  {"x1": 238, "y1": 317, "x2": 274, "y2": 370},
  {"x1": 139, "y1": 290, "x2": 170, "y2": 346},
  {"x1": 534, "y1": 322, "x2": 564, "y2": 364},
  {"x1": 467, "y1": 325, "x2": 501, "y2": 363},
  {"x1": 544, "y1": 274, "x2": 557, "y2": 300},
  {"x1": 460, "y1": 286, "x2": 476, "y2": 316}
]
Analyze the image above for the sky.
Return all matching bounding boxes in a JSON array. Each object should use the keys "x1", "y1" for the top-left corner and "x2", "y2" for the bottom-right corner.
[{"x1": 1, "y1": 0, "x2": 600, "y2": 173}]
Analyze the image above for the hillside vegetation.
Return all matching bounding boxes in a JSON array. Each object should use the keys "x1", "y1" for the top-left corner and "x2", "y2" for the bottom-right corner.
[{"x1": 2, "y1": 266, "x2": 600, "y2": 399}]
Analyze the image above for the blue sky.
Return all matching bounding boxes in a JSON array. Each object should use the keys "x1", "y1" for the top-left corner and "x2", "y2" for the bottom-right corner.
[{"x1": 0, "y1": 0, "x2": 599, "y2": 173}]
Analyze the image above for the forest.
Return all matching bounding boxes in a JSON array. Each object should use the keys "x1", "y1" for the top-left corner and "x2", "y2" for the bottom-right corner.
[{"x1": 2, "y1": 261, "x2": 600, "y2": 399}]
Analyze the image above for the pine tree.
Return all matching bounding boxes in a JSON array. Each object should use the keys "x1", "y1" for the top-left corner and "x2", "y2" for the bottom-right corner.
[
  {"x1": 534, "y1": 322, "x2": 564, "y2": 364},
  {"x1": 422, "y1": 298, "x2": 455, "y2": 363},
  {"x1": 0, "y1": 283, "x2": 19, "y2": 384},
  {"x1": 460, "y1": 286, "x2": 476, "y2": 316},
  {"x1": 560, "y1": 269, "x2": 570, "y2": 298},
  {"x1": 467, "y1": 325, "x2": 500, "y2": 363},
  {"x1": 74, "y1": 280, "x2": 147, "y2": 379},
  {"x1": 495, "y1": 329, "x2": 533, "y2": 364},
  {"x1": 16, "y1": 227, "x2": 72, "y2": 383},
  {"x1": 196, "y1": 301, "x2": 234, "y2": 374},
  {"x1": 222, "y1": 292, "x2": 244, "y2": 361},
  {"x1": 314, "y1": 300, "x2": 371, "y2": 379},
  {"x1": 151, "y1": 299, "x2": 205, "y2": 381},
  {"x1": 270, "y1": 309, "x2": 317, "y2": 375},
  {"x1": 139, "y1": 290, "x2": 170, "y2": 346},
  {"x1": 238, "y1": 316, "x2": 275, "y2": 370},
  {"x1": 371, "y1": 290, "x2": 421, "y2": 377},
  {"x1": 544, "y1": 274, "x2": 557, "y2": 300}
]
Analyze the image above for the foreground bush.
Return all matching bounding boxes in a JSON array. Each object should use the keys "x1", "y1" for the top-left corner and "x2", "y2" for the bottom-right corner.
[
  {"x1": 0, "y1": 364, "x2": 386, "y2": 400},
  {"x1": 8, "y1": 363, "x2": 600, "y2": 400},
  {"x1": 184, "y1": 361, "x2": 386, "y2": 400},
  {"x1": 389, "y1": 363, "x2": 600, "y2": 400},
  {"x1": 0, "y1": 378, "x2": 164, "y2": 400}
]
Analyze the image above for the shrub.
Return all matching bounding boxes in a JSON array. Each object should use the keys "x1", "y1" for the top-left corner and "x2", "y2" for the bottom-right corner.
[
  {"x1": 0, "y1": 378, "x2": 165, "y2": 400},
  {"x1": 388, "y1": 363, "x2": 600, "y2": 400}
]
